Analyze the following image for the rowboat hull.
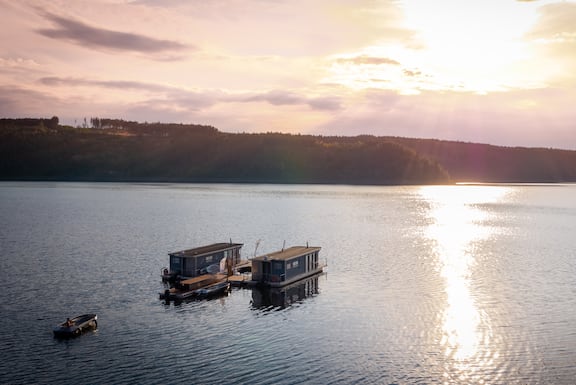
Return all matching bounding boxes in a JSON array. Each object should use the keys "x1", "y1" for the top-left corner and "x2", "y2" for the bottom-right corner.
[{"x1": 53, "y1": 314, "x2": 98, "y2": 338}]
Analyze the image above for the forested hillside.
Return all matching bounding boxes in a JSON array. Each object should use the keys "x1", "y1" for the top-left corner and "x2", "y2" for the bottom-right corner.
[
  {"x1": 2, "y1": 118, "x2": 575, "y2": 184},
  {"x1": 390, "y1": 137, "x2": 576, "y2": 183},
  {"x1": 0, "y1": 118, "x2": 449, "y2": 185}
]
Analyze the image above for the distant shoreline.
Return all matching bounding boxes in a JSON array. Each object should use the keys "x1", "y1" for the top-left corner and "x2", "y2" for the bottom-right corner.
[{"x1": 2, "y1": 118, "x2": 576, "y2": 184}]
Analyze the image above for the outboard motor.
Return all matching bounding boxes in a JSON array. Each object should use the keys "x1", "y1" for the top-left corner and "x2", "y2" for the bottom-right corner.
[{"x1": 164, "y1": 289, "x2": 171, "y2": 305}]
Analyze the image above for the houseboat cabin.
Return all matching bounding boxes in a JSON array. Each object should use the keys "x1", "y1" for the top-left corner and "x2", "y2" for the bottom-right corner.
[
  {"x1": 168, "y1": 242, "x2": 243, "y2": 279},
  {"x1": 251, "y1": 246, "x2": 322, "y2": 287}
]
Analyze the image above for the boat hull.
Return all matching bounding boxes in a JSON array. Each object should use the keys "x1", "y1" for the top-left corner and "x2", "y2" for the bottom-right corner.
[
  {"x1": 248, "y1": 267, "x2": 324, "y2": 288},
  {"x1": 194, "y1": 281, "x2": 230, "y2": 298},
  {"x1": 53, "y1": 314, "x2": 98, "y2": 338}
]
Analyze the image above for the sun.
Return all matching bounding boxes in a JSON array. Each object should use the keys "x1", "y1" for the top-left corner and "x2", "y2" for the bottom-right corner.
[
  {"x1": 326, "y1": 0, "x2": 551, "y2": 94},
  {"x1": 400, "y1": 0, "x2": 540, "y2": 91}
]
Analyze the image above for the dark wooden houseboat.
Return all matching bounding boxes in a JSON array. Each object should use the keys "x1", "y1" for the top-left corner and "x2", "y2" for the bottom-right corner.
[
  {"x1": 165, "y1": 242, "x2": 243, "y2": 279},
  {"x1": 250, "y1": 245, "x2": 322, "y2": 287}
]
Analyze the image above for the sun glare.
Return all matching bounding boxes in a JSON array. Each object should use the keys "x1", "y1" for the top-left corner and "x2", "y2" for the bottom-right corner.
[
  {"x1": 327, "y1": 1, "x2": 547, "y2": 94},
  {"x1": 420, "y1": 185, "x2": 509, "y2": 375},
  {"x1": 401, "y1": 0, "x2": 540, "y2": 93}
]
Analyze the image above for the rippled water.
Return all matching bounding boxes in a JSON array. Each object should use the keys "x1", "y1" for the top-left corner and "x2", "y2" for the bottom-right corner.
[{"x1": 1, "y1": 182, "x2": 575, "y2": 384}]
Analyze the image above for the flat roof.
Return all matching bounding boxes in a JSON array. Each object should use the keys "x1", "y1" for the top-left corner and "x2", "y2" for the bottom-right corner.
[
  {"x1": 169, "y1": 242, "x2": 243, "y2": 258},
  {"x1": 253, "y1": 246, "x2": 321, "y2": 262}
]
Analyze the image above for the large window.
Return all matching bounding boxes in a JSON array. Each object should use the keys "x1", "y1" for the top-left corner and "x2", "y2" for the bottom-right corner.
[{"x1": 170, "y1": 256, "x2": 181, "y2": 270}]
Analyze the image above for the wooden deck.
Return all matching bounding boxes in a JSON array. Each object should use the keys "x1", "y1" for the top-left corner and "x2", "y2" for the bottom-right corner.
[
  {"x1": 180, "y1": 274, "x2": 227, "y2": 286},
  {"x1": 227, "y1": 274, "x2": 250, "y2": 286},
  {"x1": 234, "y1": 259, "x2": 251, "y2": 270}
]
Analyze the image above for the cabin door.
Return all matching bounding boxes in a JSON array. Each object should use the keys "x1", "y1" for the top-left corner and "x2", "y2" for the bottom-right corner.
[{"x1": 262, "y1": 261, "x2": 271, "y2": 282}]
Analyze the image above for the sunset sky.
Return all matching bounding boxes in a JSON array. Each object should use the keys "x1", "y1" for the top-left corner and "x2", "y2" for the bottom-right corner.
[{"x1": 1, "y1": 0, "x2": 575, "y2": 149}]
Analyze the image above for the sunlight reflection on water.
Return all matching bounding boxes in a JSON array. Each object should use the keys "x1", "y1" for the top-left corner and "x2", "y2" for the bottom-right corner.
[{"x1": 420, "y1": 185, "x2": 511, "y2": 381}]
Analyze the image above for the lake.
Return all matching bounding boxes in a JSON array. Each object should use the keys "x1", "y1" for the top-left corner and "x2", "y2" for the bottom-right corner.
[{"x1": 1, "y1": 182, "x2": 575, "y2": 384}]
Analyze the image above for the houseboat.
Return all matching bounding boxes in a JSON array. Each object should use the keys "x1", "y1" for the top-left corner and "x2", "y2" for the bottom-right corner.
[
  {"x1": 249, "y1": 245, "x2": 322, "y2": 287},
  {"x1": 165, "y1": 242, "x2": 243, "y2": 279}
]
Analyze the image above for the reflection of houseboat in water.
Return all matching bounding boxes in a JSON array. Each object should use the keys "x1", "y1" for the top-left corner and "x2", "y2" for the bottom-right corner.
[
  {"x1": 251, "y1": 273, "x2": 321, "y2": 309},
  {"x1": 249, "y1": 245, "x2": 322, "y2": 287}
]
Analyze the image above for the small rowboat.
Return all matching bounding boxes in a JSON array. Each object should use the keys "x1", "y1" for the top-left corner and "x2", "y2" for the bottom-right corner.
[
  {"x1": 53, "y1": 314, "x2": 98, "y2": 338},
  {"x1": 194, "y1": 280, "x2": 230, "y2": 298}
]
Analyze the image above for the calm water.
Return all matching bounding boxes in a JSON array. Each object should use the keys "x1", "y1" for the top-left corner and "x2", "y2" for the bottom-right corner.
[{"x1": 1, "y1": 182, "x2": 575, "y2": 384}]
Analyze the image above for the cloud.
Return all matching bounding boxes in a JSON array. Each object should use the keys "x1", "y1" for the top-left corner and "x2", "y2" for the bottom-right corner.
[
  {"x1": 0, "y1": 57, "x2": 46, "y2": 80},
  {"x1": 307, "y1": 97, "x2": 342, "y2": 111},
  {"x1": 39, "y1": 76, "x2": 218, "y2": 109},
  {"x1": 0, "y1": 57, "x2": 41, "y2": 68},
  {"x1": 527, "y1": 2, "x2": 576, "y2": 39},
  {"x1": 37, "y1": 76, "x2": 342, "y2": 112},
  {"x1": 36, "y1": 12, "x2": 189, "y2": 55},
  {"x1": 523, "y1": 2, "x2": 576, "y2": 85},
  {"x1": 240, "y1": 89, "x2": 342, "y2": 111},
  {"x1": 335, "y1": 55, "x2": 400, "y2": 66},
  {"x1": 402, "y1": 69, "x2": 422, "y2": 77},
  {"x1": 0, "y1": 86, "x2": 64, "y2": 117},
  {"x1": 38, "y1": 77, "x2": 174, "y2": 93}
]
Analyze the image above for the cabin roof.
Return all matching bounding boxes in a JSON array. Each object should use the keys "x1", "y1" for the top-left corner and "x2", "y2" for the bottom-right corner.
[
  {"x1": 169, "y1": 242, "x2": 243, "y2": 258},
  {"x1": 253, "y1": 246, "x2": 321, "y2": 262}
]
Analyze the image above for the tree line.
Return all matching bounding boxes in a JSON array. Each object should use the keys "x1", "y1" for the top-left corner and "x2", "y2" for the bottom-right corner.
[
  {"x1": 391, "y1": 137, "x2": 576, "y2": 183},
  {"x1": 1, "y1": 117, "x2": 576, "y2": 184},
  {"x1": 0, "y1": 117, "x2": 449, "y2": 184}
]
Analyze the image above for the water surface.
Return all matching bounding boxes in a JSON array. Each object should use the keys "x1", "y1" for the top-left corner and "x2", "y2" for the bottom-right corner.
[{"x1": 1, "y1": 182, "x2": 575, "y2": 384}]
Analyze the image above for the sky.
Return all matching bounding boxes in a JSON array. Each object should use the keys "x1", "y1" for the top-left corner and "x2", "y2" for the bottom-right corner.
[{"x1": 1, "y1": 0, "x2": 575, "y2": 149}]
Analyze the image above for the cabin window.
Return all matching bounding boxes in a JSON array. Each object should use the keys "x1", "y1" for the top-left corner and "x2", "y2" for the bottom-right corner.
[
  {"x1": 170, "y1": 256, "x2": 181, "y2": 271},
  {"x1": 272, "y1": 261, "x2": 284, "y2": 273},
  {"x1": 206, "y1": 255, "x2": 213, "y2": 263},
  {"x1": 287, "y1": 261, "x2": 299, "y2": 270}
]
